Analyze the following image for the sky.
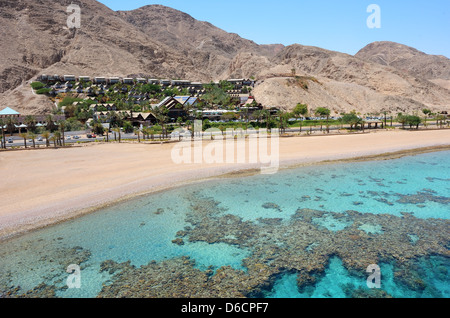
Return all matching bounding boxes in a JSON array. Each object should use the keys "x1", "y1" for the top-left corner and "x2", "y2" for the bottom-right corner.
[{"x1": 97, "y1": 0, "x2": 450, "y2": 58}]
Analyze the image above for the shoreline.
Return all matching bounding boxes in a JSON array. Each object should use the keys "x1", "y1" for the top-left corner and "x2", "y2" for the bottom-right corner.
[{"x1": 1, "y1": 129, "x2": 449, "y2": 241}]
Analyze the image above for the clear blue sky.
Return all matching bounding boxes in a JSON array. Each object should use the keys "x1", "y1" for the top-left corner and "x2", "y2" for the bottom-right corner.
[{"x1": 97, "y1": 0, "x2": 450, "y2": 58}]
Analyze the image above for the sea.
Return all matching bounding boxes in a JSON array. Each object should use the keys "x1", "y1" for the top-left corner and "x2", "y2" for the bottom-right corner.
[{"x1": 0, "y1": 150, "x2": 448, "y2": 298}]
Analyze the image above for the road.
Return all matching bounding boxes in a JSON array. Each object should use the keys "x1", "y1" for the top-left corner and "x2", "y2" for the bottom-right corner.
[{"x1": 1, "y1": 123, "x2": 444, "y2": 148}]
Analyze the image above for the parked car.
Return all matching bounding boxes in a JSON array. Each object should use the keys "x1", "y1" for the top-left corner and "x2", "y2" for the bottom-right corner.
[
  {"x1": 86, "y1": 134, "x2": 92, "y2": 138},
  {"x1": 73, "y1": 135, "x2": 80, "y2": 139},
  {"x1": 7, "y1": 138, "x2": 13, "y2": 143},
  {"x1": 91, "y1": 134, "x2": 97, "y2": 138},
  {"x1": 37, "y1": 136, "x2": 43, "y2": 142},
  {"x1": 66, "y1": 136, "x2": 71, "y2": 140}
]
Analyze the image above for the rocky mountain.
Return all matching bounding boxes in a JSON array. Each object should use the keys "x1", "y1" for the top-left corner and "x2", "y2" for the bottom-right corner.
[
  {"x1": 0, "y1": 1, "x2": 448, "y2": 115},
  {"x1": 355, "y1": 41, "x2": 450, "y2": 90},
  {"x1": 118, "y1": 5, "x2": 284, "y2": 61},
  {"x1": 252, "y1": 44, "x2": 450, "y2": 114}
]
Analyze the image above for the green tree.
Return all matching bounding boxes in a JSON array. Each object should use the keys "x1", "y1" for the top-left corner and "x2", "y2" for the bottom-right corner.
[
  {"x1": 176, "y1": 117, "x2": 184, "y2": 129},
  {"x1": 28, "y1": 132, "x2": 37, "y2": 148},
  {"x1": 0, "y1": 118, "x2": 6, "y2": 149},
  {"x1": 134, "y1": 127, "x2": 141, "y2": 143},
  {"x1": 406, "y1": 115, "x2": 421, "y2": 129},
  {"x1": 123, "y1": 121, "x2": 134, "y2": 134},
  {"x1": 277, "y1": 111, "x2": 291, "y2": 134},
  {"x1": 53, "y1": 131, "x2": 61, "y2": 147},
  {"x1": 46, "y1": 115, "x2": 58, "y2": 132},
  {"x1": 19, "y1": 132, "x2": 28, "y2": 149},
  {"x1": 397, "y1": 113, "x2": 408, "y2": 129},
  {"x1": 41, "y1": 131, "x2": 51, "y2": 147},
  {"x1": 5, "y1": 116, "x2": 17, "y2": 136},
  {"x1": 315, "y1": 107, "x2": 331, "y2": 133},
  {"x1": 292, "y1": 103, "x2": 308, "y2": 133},
  {"x1": 92, "y1": 122, "x2": 106, "y2": 136},
  {"x1": 112, "y1": 127, "x2": 122, "y2": 143},
  {"x1": 342, "y1": 112, "x2": 362, "y2": 130},
  {"x1": 152, "y1": 106, "x2": 169, "y2": 139},
  {"x1": 25, "y1": 115, "x2": 37, "y2": 133},
  {"x1": 57, "y1": 119, "x2": 67, "y2": 146}
]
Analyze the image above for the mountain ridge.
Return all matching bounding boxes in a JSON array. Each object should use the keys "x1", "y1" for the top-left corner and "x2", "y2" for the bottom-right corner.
[{"x1": 0, "y1": 1, "x2": 448, "y2": 115}]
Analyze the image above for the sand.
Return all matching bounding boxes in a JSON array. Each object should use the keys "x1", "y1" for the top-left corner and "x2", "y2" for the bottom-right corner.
[{"x1": 1, "y1": 129, "x2": 449, "y2": 240}]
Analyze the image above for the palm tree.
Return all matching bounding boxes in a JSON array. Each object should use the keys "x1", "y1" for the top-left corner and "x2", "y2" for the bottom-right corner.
[
  {"x1": 45, "y1": 114, "x2": 57, "y2": 132},
  {"x1": 24, "y1": 115, "x2": 37, "y2": 133},
  {"x1": 261, "y1": 109, "x2": 271, "y2": 132},
  {"x1": 49, "y1": 134, "x2": 57, "y2": 148},
  {"x1": 5, "y1": 116, "x2": 17, "y2": 136},
  {"x1": 0, "y1": 118, "x2": 6, "y2": 149},
  {"x1": 277, "y1": 110, "x2": 290, "y2": 135},
  {"x1": 57, "y1": 120, "x2": 66, "y2": 146},
  {"x1": 112, "y1": 127, "x2": 121, "y2": 143},
  {"x1": 251, "y1": 109, "x2": 264, "y2": 127},
  {"x1": 141, "y1": 127, "x2": 150, "y2": 141},
  {"x1": 104, "y1": 126, "x2": 110, "y2": 142},
  {"x1": 28, "y1": 132, "x2": 37, "y2": 148},
  {"x1": 54, "y1": 131, "x2": 62, "y2": 146},
  {"x1": 41, "y1": 131, "x2": 51, "y2": 147},
  {"x1": 152, "y1": 106, "x2": 169, "y2": 140},
  {"x1": 292, "y1": 103, "x2": 308, "y2": 133},
  {"x1": 134, "y1": 127, "x2": 141, "y2": 143},
  {"x1": 315, "y1": 107, "x2": 331, "y2": 133},
  {"x1": 19, "y1": 132, "x2": 28, "y2": 149}
]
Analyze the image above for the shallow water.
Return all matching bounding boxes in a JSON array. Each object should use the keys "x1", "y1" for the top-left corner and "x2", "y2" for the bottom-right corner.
[{"x1": 0, "y1": 150, "x2": 449, "y2": 298}]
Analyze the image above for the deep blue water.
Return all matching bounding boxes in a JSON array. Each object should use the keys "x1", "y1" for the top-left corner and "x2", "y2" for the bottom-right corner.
[{"x1": 0, "y1": 150, "x2": 449, "y2": 298}]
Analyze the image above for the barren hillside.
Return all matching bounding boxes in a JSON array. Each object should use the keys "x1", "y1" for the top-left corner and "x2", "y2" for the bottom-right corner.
[
  {"x1": 252, "y1": 44, "x2": 450, "y2": 114},
  {"x1": 0, "y1": 1, "x2": 448, "y2": 116}
]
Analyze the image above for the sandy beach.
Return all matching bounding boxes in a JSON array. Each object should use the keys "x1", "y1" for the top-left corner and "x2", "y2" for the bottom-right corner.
[{"x1": 1, "y1": 129, "x2": 449, "y2": 240}]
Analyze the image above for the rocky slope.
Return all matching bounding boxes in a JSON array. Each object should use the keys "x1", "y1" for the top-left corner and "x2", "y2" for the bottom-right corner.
[
  {"x1": 252, "y1": 44, "x2": 450, "y2": 114},
  {"x1": 0, "y1": 1, "x2": 448, "y2": 116},
  {"x1": 355, "y1": 41, "x2": 450, "y2": 82},
  {"x1": 0, "y1": 0, "x2": 218, "y2": 113}
]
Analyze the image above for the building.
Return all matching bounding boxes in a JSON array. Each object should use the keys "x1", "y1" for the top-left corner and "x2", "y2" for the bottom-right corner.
[
  {"x1": 0, "y1": 107, "x2": 20, "y2": 118},
  {"x1": 63, "y1": 75, "x2": 76, "y2": 82},
  {"x1": 157, "y1": 96, "x2": 188, "y2": 121},
  {"x1": 109, "y1": 77, "x2": 120, "y2": 84},
  {"x1": 171, "y1": 80, "x2": 191, "y2": 87},
  {"x1": 159, "y1": 79, "x2": 171, "y2": 87},
  {"x1": 121, "y1": 111, "x2": 157, "y2": 126},
  {"x1": 94, "y1": 77, "x2": 107, "y2": 84},
  {"x1": 173, "y1": 96, "x2": 199, "y2": 108},
  {"x1": 78, "y1": 76, "x2": 91, "y2": 82}
]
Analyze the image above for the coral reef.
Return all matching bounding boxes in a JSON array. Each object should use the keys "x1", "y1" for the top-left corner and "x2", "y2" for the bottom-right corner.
[
  {"x1": 1, "y1": 190, "x2": 448, "y2": 298},
  {"x1": 96, "y1": 194, "x2": 449, "y2": 298}
]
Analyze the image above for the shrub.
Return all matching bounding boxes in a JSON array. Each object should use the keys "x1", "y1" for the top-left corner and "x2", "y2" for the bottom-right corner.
[
  {"x1": 31, "y1": 82, "x2": 45, "y2": 90},
  {"x1": 36, "y1": 88, "x2": 51, "y2": 95}
]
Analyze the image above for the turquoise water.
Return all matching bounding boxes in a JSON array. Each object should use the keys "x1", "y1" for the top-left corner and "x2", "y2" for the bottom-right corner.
[{"x1": 0, "y1": 150, "x2": 449, "y2": 298}]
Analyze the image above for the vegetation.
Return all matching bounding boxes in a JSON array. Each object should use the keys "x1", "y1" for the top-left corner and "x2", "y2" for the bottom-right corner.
[
  {"x1": 30, "y1": 82, "x2": 45, "y2": 90},
  {"x1": 315, "y1": 107, "x2": 331, "y2": 132},
  {"x1": 292, "y1": 103, "x2": 308, "y2": 132},
  {"x1": 36, "y1": 88, "x2": 51, "y2": 94},
  {"x1": 341, "y1": 112, "x2": 363, "y2": 130},
  {"x1": 397, "y1": 114, "x2": 422, "y2": 129}
]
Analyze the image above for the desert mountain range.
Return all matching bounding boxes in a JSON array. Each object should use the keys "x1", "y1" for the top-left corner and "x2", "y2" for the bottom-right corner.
[{"x1": 0, "y1": 0, "x2": 449, "y2": 115}]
